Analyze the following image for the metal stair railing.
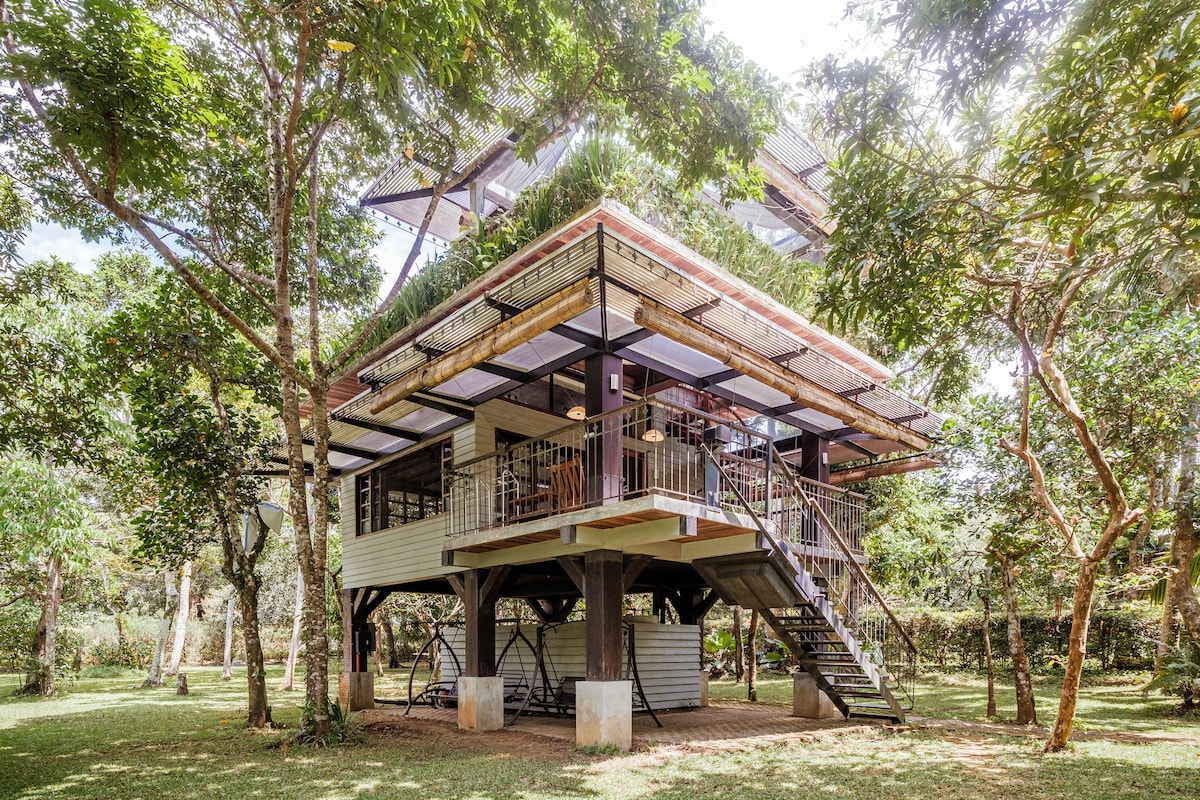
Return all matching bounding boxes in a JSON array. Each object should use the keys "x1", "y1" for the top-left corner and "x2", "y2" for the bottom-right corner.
[
  {"x1": 699, "y1": 442, "x2": 909, "y2": 719},
  {"x1": 767, "y1": 447, "x2": 918, "y2": 710}
]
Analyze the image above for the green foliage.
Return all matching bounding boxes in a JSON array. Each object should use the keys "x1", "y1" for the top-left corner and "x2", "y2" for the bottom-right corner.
[
  {"x1": 92, "y1": 265, "x2": 275, "y2": 565},
  {"x1": 702, "y1": 628, "x2": 736, "y2": 676},
  {"x1": 4, "y1": 0, "x2": 211, "y2": 195},
  {"x1": 0, "y1": 457, "x2": 98, "y2": 586},
  {"x1": 0, "y1": 175, "x2": 31, "y2": 271},
  {"x1": 1144, "y1": 642, "x2": 1200, "y2": 708},
  {"x1": 0, "y1": 257, "x2": 116, "y2": 465},
  {"x1": 861, "y1": 473, "x2": 970, "y2": 605},
  {"x1": 904, "y1": 607, "x2": 1164, "y2": 673}
]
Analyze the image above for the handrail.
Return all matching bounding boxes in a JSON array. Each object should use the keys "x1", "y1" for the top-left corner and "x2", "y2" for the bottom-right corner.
[
  {"x1": 450, "y1": 397, "x2": 767, "y2": 472},
  {"x1": 770, "y1": 447, "x2": 918, "y2": 655}
]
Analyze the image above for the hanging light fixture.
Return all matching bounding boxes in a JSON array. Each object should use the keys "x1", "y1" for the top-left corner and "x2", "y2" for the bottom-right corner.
[
  {"x1": 567, "y1": 405, "x2": 587, "y2": 420},
  {"x1": 641, "y1": 393, "x2": 664, "y2": 443}
]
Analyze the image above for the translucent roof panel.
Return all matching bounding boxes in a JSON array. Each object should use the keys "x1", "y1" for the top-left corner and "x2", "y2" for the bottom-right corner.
[
  {"x1": 432, "y1": 369, "x2": 510, "y2": 400},
  {"x1": 624, "y1": 335, "x2": 728, "y2": 379},
  {"x1": 491, "y1": 330, "x2": 583, "y2": 371}
]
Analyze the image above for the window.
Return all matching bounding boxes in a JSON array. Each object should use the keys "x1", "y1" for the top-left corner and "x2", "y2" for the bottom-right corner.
[{"x1": 355, "y1": 439, "x2": 451, "y2": 534}]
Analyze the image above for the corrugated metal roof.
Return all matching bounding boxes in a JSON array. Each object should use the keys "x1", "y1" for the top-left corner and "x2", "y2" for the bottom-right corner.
[{"x1": 762, "y1": 124, "x2": 831, "y2": 196}]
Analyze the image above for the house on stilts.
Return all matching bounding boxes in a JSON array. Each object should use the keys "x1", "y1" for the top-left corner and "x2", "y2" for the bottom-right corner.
[{"x1": 311, "y1": 131, "x2": 940, "y2": 750}]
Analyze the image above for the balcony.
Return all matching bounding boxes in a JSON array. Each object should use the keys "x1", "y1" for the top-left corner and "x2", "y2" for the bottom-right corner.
[{"x1": 445, "y1": 399, "x2": 865, "y2": 558}]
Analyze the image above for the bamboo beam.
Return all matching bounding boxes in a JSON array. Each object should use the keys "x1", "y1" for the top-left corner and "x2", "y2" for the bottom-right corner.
[
  {"x1": 829, "y1": 457, "x2": 939, "y2": 486},
  {"x1": 633, "y1": 298, "x2": 930, "y2": 451},
  {"x1": 369, "y1": 281, "x2": 595, "y2": 416}
]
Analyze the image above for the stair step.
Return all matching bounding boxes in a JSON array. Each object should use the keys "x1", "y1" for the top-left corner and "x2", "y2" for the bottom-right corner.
[{"x1": 778, "y1": 624, "x2": 835, "y2": 631}]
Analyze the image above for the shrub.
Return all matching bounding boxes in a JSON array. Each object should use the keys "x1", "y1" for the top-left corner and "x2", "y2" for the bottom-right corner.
[
  {"x1": 899, "y1": 607, "x2": 1163, "y2": 673},
  {"x1": 1144, "y1": 643, "x2": 1200, "y2": 710}
]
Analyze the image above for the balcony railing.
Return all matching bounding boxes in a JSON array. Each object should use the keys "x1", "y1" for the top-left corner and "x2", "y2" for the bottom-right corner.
[{"x1": 445, "y1": 398, "x2": 864, "y2": 549}]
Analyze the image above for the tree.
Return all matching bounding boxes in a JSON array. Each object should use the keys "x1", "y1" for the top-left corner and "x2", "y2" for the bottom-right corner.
[
  {"x1": 0, "y1": 256, "x2": 115, "y2": 695},
  {"x1": 97, "y1": 269, "x2": 282, "y2": 727},
  {"x1": 814, "y1": 0, "x2": 1199, "y2": 750},
  {"x1": 2, "y1": 0, "x2": 781, "y2": 736},
  {"x1": 0, "y1": 457, "x2": 96, "y2": 695}
]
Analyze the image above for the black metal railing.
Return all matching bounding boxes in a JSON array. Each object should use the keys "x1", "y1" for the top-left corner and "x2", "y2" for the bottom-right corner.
[{"x1": 767, "y1": 448, "x2": 917, "y2": 709}]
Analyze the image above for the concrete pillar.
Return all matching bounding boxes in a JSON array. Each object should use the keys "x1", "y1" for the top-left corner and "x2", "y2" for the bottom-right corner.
[
  {"x1": 698, "y1": 669, "x2": 709, "y2": 708},
  {"x1": 792, "y1": 672, "x2": 840, "y2": 719},
  {"x1": 457, "y1": 676, "x2": 505, "y2": 731},
  {"x1": 576, "y1": 680, "x2": 632, "y2": 750}
]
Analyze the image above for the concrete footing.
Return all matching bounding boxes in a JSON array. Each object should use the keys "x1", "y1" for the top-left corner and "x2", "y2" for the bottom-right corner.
[
  {"x1": 698, "y1": 669, "x2": 709, "y2": 707},
  {"x1": 792, "y1": 672, "x2": 840, "y2": 719},
  {"x1": 576, "y1": 680, "x2": 632, "y2": 750},
  {"x1": 457, "y1": 676, "x2": 505, "y2": 731},
  {"x1": 339, "y1": 672, "x2": 375, "y2": 711}
]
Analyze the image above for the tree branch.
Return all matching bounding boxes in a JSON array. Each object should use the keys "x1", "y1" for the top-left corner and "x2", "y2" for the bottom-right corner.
[{"x1": 326, "y1": 169, "x2": 454, "y2": 375}]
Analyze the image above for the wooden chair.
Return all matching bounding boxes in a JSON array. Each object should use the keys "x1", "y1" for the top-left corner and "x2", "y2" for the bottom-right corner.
[
  {"x1": 510, "y1": 457, "x2": 583, "y2": 518},
  {"x1": 548, "y1": 457, "x2": 584, "y2": 511}
]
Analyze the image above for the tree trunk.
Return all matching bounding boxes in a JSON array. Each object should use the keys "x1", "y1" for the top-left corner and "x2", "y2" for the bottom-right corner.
[
  {"x1": 372, "y1": 611, "x2": 384, "y2": 677},
  {"x1": 22, "y1": 554, "x2": 63, "y2": 696},
  {"x1": 221, "y1": 596, "x2": 236, "y2": 680},
  {"x1": 1127, "y1": 469, "x2": 1159, "y2": 583},
  {"x1": 1168, "y1": 413, "x2": 1200, "y2": 643},
  {"x1": 981, "y1": 581, "x2": 997, "y2": 718},
  {"x1": 379, "y1": 613, "x2": 399, "y2": 669},
  {"x1": 1046, "y1": 559, "x2": 1101, "y2": 751},
  {"x1": 999, "y1": 558, "x2": 1036, "y2": 725},
  {"x1": 280, "y1": 565, "x2": 304, "y2": 691},
  {"x1": 732, "y1": 606, "x2": 745, "y2": 684},
  {"x1": 746, "y1": 609, "x2": 759, "y2": 702},
  {"x1": 239, "y1": 569, "x2": 272, "y2": 728},
  {"x1": 144, "y1": 569, "x2": 179, "y2": 688},
  {"x1": 166, "y1": 561, "x2": 193, "y2": 676}
]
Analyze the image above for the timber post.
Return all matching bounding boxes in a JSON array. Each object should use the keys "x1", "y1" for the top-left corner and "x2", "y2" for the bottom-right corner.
[
  {"x1": 340, "y1": 587, "x2": 389, "y2": 711},
  {"x1": 448, "y1": 567, "x2": 509, "y2": 730},
  {"x1": 584, "y1": 352, "x2": 623, "y2": 504},
  {"x1": 577, "y1": 548, "x2": 632, "y2": 750}
]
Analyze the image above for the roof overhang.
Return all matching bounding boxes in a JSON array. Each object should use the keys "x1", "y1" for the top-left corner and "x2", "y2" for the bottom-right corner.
[{"x1": 275, "y1": 201, "x2": 940, "y2": 475}]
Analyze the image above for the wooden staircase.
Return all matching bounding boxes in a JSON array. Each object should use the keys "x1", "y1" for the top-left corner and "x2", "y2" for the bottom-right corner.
[{"x1": 694, "y1": 446, "x2": 917, "y2": 722}]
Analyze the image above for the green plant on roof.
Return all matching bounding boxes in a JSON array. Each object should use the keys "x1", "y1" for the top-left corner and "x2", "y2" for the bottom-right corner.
[{"x1": 345, "y1": 134, "x2": 820, "y2": 361}]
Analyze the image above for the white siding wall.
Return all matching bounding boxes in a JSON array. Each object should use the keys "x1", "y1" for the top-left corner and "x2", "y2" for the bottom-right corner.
[
  {"x1": 339, "y1": 399, "x2": 568, "y2": 589},
  {"x1": 444, "y1": 620, "x2": 702, "y2": 711},
  {"x1": 342, "y1": 515, "x2": 447, "y2": 588}
]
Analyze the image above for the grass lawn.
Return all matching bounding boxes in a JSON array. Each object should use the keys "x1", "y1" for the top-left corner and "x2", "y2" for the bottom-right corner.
[
  {"x1": 708, "y1": 669, "x2": 1197, "y2": 735},
  {"x1": 1, "y1": 666, "x2": 1197, "y2": 800}
]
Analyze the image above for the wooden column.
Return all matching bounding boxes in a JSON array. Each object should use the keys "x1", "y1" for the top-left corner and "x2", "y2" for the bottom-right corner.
[
  {"x1": 665, "y1": 588, "x2": 719, "y2": 627},
  {"x1": 584, "y1": 550, "x2": 625, "y2": 682},
  {"x1": 449, "y1": 568, "x2": 509, "y2": 678},
  {"x1": 800, "y1": 430, "x2": 832, "y2": 559},
  {"x1": 585, "y1": 352, "x2": 624, "y2": 504},
  {"x1": 344, "y1": 587, "x2": 388, "y2": 673},
  {"x1": 800, "y1": 430, "x2": 830, "y2": 484}
]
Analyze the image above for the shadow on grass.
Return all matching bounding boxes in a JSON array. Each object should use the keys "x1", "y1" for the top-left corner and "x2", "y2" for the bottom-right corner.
[{"x1": 3, "y1": 668, "x2": 1197, "y2": 800}]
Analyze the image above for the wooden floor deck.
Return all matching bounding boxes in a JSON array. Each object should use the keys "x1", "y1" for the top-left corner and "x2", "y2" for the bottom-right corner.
[{"x1": 446, "y1": 492, "x2": 763, "y2": 555}]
